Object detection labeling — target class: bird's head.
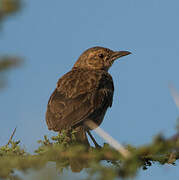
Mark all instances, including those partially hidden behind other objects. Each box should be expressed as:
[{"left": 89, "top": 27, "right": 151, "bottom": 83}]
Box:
[{"left": 73, "top": 46, "right": 131, "bottom": 71}]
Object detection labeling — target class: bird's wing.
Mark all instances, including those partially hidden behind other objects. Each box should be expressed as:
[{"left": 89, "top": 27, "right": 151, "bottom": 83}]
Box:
[{"left": 46, "top": 70, "right": 114, "bottom": 131}]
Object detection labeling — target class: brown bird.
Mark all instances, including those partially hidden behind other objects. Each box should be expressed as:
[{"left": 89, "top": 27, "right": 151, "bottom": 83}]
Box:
[{"left": 46, "top": 46, "right": 131, "bottom": 146}]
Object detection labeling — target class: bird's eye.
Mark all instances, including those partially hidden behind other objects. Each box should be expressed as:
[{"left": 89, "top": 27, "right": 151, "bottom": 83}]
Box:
[{"left": 98, "top": 53, "right": 104, "bottom": 58}]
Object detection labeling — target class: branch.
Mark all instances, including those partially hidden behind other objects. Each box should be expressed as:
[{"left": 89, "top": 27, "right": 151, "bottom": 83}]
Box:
[{"left": 85, "top": 120, "right": 130, "bottom": 158}]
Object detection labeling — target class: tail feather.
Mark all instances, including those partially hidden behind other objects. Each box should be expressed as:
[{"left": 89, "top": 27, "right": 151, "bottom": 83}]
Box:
[
  {"left": 69, "top": 126, "right": 90, "bottom": 172},
  {"left": 73, "top": 126, "right": 89, "bottom": 146}
]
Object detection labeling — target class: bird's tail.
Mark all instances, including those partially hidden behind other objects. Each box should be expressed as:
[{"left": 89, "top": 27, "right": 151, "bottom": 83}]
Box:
[
  {"left": 73, "top": 126, "right": 89, "bottom": 146},
  {"left": 69, "top": 126, "right": 89, "bottom": 172}
]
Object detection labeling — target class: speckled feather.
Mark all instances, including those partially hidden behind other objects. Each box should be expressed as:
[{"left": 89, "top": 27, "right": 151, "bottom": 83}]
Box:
[
  {"left": 45, "top": 46, "right": 131, "bottom": 145},
  {"left": 46, "top": 69, "right": 114, "bottom": 131}
]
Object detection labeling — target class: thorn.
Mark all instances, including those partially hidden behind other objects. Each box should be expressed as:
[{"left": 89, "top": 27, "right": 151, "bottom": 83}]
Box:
[{"left": 7, "top": 127, "right": 17, "bottom": 146}]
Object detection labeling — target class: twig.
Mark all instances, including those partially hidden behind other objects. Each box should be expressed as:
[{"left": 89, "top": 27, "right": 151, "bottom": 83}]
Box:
[
  {"left": 7, "top": 127, "right": 17, "bottom": 145},
  {"left": 84, "top": 120, "right": 130, "bottom": 158}
]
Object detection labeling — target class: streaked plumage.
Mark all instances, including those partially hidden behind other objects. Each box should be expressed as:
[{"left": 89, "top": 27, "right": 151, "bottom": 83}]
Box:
[{"left": 46, "top": 47, "right": 131, "bottom": 145}]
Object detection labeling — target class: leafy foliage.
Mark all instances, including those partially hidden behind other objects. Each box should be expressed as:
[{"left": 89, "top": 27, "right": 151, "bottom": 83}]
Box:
[
  {"left": 0, "top": 0, "right": 22, "bottom": 88},
  {"left": 0, "top": 130, "right": 179, "bottom": 180},
  {"left": 0, "top": 57, "right": 21, "bottom": 72},
  {"left": 0, "top": 57, "right": 22, "bottom": 88},
  {"left": 0, "top": 0, "right": 21, "bottom": 23}
]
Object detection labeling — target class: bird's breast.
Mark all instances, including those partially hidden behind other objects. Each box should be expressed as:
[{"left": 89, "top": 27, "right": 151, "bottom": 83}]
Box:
[{"left": 56, "top": 69, "right": 113, "bottom": 98}]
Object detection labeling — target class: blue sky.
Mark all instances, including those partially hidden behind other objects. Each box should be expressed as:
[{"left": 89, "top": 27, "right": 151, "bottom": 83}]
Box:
[{"left": 0, "top": 0, "right": 179, "bottom": 179}]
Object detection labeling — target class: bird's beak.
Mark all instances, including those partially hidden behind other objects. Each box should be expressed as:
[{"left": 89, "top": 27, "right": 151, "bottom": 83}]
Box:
[{"left": 110, "top": 51, "right": 131, "bottom": 61}]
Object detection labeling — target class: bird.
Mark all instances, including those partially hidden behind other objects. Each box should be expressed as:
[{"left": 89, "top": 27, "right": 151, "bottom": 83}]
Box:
[{"left": 46, "top": 46, "right": 131, "bottom": 146}]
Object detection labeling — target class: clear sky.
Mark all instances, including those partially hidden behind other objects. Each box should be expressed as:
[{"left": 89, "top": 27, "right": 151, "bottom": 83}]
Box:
[{"left": 0, "top": 0, "right": 179, "bottom": 179}]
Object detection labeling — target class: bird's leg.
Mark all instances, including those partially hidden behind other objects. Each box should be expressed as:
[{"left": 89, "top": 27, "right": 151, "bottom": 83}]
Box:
[{"left": 86, "top": 130, "right": 101, "bottom": 149}]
